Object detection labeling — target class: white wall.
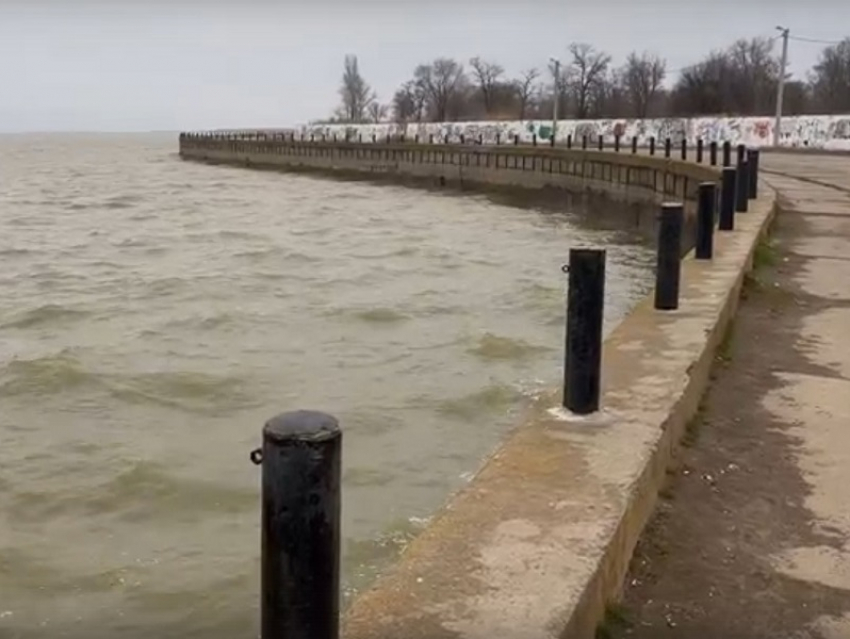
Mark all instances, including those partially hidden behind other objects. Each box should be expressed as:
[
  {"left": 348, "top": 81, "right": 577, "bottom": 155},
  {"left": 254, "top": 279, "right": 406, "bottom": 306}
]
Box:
[{"left": 300, "top": 115, "right": 850, "bottom": 150}]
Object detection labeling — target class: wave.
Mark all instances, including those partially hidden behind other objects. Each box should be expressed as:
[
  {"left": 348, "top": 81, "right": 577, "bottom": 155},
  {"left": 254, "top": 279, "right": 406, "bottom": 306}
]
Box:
[
  {"left": 105, "top": 369, "right": 258, "bottom": 414},
  {"left": 7, "top": 459, "right": 257, "bottom": 525},
  {"left": 436, "top": 383, "right": 523, "bottom": 420},
  {"left": 352, "top": 307, "right": 410, "bottom": 324},
  {"left": 0, "top": 303, "right": 89, "bottom": 330},
  {"left": 104, "top": 195, "right": 143, "bottom": 210},
  {"left": 0, "top": 350, "right": 96, "bottom": 396},
  {"left": 0, "top": 351, "right": 257, "bottom": 413},
  {"left": 467, "top": 332, "right": 551, "bottom": 361}
]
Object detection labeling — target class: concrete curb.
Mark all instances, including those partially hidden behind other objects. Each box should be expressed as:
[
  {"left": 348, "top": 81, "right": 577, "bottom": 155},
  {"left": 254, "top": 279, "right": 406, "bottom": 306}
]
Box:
[{"left": 342, "top": 191, "right": 776, "bottom": 638}]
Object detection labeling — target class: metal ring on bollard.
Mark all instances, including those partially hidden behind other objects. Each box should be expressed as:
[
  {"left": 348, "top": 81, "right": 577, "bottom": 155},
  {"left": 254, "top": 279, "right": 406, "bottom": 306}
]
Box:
[{"left": 250, "top": 448, "right": 263, "bottom": 465}]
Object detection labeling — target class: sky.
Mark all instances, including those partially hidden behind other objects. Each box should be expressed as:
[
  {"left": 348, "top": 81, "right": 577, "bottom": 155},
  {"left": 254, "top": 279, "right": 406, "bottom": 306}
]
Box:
[{"left": 2, "top": 0, "right": 848, "bottom": 133}]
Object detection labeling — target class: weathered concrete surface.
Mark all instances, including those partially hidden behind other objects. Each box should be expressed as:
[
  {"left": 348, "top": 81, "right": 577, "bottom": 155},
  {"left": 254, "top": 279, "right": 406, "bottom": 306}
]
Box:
[
  {"left": 339, "top": 187, "right": 776, "bottom": 634},
  {"left": 762, "top": 157, "right": 850, "bottom": 636},
  {"left": 606, "top": 153, "right": 850, "bottom": 638}
]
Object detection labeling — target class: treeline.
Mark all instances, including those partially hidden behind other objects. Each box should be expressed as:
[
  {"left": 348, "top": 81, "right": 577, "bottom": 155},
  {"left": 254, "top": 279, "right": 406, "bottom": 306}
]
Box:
[{"left": 330, "top": 36, "right": 850, "bottom": 124}]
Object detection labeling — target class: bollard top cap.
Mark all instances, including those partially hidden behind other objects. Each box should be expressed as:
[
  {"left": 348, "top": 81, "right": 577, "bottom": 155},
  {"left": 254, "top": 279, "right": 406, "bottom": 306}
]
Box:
[{"left": 264, "top": 410, "right": 340, "bottom": 442}]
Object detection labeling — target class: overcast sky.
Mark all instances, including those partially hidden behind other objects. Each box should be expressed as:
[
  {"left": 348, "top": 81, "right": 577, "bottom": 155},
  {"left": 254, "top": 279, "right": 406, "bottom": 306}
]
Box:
[{"left": 2, "top": 0, "right": 848, "bottom": 133}]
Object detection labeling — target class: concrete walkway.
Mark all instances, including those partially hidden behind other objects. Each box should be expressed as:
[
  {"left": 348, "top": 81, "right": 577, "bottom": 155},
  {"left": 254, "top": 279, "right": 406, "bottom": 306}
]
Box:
[{"left": 611, "top": 154, "right": 850, "bottom": 638}]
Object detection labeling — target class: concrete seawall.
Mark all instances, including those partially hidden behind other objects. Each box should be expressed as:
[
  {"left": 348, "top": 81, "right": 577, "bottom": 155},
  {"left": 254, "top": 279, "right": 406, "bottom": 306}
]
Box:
[
  {"left": 178, "top": 133, "right": 775, "bottom": 638},
  {"left": 178, "top": 136, "right": 718, "bottom": 215}
]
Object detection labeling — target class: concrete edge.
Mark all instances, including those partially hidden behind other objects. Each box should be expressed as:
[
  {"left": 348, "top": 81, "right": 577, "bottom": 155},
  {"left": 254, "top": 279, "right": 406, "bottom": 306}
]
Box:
[
  {"left": 341, "top": 188, "right": 776, "bottom": 638},
  {"left": 562, "top": 190, "right": 778, "bottom": 638}
]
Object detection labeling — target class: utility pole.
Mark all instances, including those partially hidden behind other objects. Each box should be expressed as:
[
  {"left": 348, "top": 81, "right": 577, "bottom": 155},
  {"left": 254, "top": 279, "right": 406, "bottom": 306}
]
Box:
[
  {"left": 550, "top": 57, "right": 561, "bottom": 145},
  {"left": 774, "top": 26, "right": 790, "bottom": 147}
]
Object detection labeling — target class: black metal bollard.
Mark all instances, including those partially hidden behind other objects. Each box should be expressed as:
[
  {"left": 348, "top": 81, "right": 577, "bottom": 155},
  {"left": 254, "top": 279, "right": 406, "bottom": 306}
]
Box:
[
  {"left": 747, "top": 149, "right": 760, "bottom": 199},
  {"left": 696, "top": 139, "right": 704, "bottom": 163},
  {"left": 429, "top": 134, "right": 434, "bottom": 144},
  {"left": 722, "top": 141, "right": 731, "bottom": 167},
  {"left": 445, "top": 134, "right": 450, "bottom": 144},
  {"left": 496, "top": 133, "right": 501, "bottom": 145},
  {"left": 550, "top": 132, "right": 556, "bottom": 147},
  {"left": 532, "top": 134, "right": 537, "bottom": 146},
  {"left": 709, "top": 141, "right": 717, "bottom": 166},
  {"left": 615, "top": 135, "right": 621, "bottom": 152},
  {"left": 681, "top": 138, "right": 687, "bottom": 160},
  {"left": 563, "top": 248, "right": 605, "bottom": 415},
  {"left": 664, "top": 137, "right": 671, "bottom": 158},
  {"left": 478, "top": 134, "right": 483, "bottom": 145},
  {"left": 735, "top": 159, "right": 750, "bottom": 213},
  {"left": 582, "top": 135, "right": 588, "bottom": 150},
  {"left": 719, "top": 167, "right": 736, "bottom": 231},
  {"left": 414, "top": 134, "right": 419, "bottom": 144},
  {"left": 650, "top": 137, "right": 656, "bottom": 155},
  {"left": 372, "top": 133, "right": 376, "bottom": 143},
  {"left": 736, "top": 144, "right": 746, "bottom": 167},
  {"left": 460, "top": 134, "right": 465, "bottom": 144},
  {"left": 695, "top": 182, "right": 716, "bottom": 260},
  {"left": 597, "top": 135, "right": 604, "bottom": 151},
  {"left": 514, "top": 134, "right": 520, "bottom": 145},
  {"left": 257, "top": 410, "right": 341, "bottom": 639},
  {"left": 567, "top": 134, "right": 572, "bottom": 149},
  {"left": 632, "top": 136, "right": 638, "bottom": 154},
  {"left": 654, "top": 203, "right": 684, "bottom": 311}
]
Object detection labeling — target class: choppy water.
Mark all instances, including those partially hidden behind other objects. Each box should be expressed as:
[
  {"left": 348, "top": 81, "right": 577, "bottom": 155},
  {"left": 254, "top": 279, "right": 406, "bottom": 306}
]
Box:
[{"left": 0, "top": 133, "right": 655, "bottom": 638}]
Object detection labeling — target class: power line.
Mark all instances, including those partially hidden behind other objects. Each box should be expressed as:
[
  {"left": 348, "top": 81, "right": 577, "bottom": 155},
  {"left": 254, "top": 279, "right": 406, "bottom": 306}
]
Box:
[{"left": 789, "top": 35, "right": 846, "bottom": 45}]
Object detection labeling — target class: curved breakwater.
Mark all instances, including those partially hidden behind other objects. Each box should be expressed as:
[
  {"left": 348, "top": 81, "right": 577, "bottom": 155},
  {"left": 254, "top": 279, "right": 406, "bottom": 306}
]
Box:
[{"left": 0, "top": 132, "right": 655, "bottom": 638}]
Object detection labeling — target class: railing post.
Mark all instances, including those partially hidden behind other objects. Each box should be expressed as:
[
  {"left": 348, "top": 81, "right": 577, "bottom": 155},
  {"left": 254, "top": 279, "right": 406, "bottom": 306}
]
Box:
[
  {"left": 664, "top": 137, "right": 671, "bottom": 158},
  {"left": 649, "top": 137, "right": 656, "bottom": 156},
  {"left": 496, "top": 133, "right": 501, "bottom": 145},
  {"left": 567, "top": 134, "right": 572, "bottom": 149},
  {"left": 429, "top": 133, "right": 434, "bottom": 144},
  {"left": 479, "top": 134, "right": 484, "bottom": 145},
  {"left": 654, "top": 203, "right": 684, "bottom": 311},
  {"left": 696, "top": 182, "right": 716, "bottom": 260},
  {"left": 563, "top": 248, "right": 605, "bottom": 415},
  {"left": 735, "top": 158, "right": 750, "bottom": 213},
  {"left": 747, "top": 149, "right": 760, "bottom": 199},
  {"left": 631, "top": 136, "right": 638, "bottom": 154},
  {"left": 615, "top": 134, "right": 621, "bottom": 152},
  {"left": 696, "top": 138, "right": 704, "bottom": 163},
  {"left": 582, "top": 135, "right": 588, "bottom": 150},
  {"left": 722, "top": 141, "right": 732, "bottom": 167},
  {"left": 709, "top": 141, "right": 717, "bottom": 166},
  {"left": 257, "top": 410, "right": 341, "bottom": 639},
  {"left": 597, "top": 135, "right": 604, "bottom": 151},
  {"left": 514, "top": 134, "right": 520, "bottom": 145},
  {"left": 550, "top": 131, "right": 556, "bottom": 147},
  {"left": 532, "top": 133, "right": 537, "bottom": 146},
  {"left": 681, "top": 138, "right": 687, "bottom": 160},
  {"left": 445, "top": 134, "right": 450, "bottom": 144},
  {"left": 719, "top": 167, "right": 736, "bottom": 231}
]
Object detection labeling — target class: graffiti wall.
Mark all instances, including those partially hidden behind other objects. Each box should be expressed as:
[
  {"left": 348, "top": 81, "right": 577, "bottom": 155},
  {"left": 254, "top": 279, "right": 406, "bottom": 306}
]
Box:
[{"left": 299, "top": 115, "right": 850, "bottom": 150}]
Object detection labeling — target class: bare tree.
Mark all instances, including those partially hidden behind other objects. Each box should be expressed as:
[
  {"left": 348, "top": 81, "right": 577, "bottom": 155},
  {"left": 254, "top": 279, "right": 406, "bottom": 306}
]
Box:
[
  {"left": 469, "top": 56, "right": 505, "bottom": 117},
  {"left": 414, "top": 58, "right": 467, "bottom": 121},
  {"left": 392, "top": 80, "right": 427, "bottom": 123},
  {"left": 726, "top": 37, "right": 779, "bottom": 114},
  {"left": 671, "top": 51, "right": 732, "bottom": 115},
  {"left": 513, "top": 68, "right": 540, "bottom": 120},
  {"left": 567, "top": 43, "right": 612, "bottom": 119},
  {"left": 621, "top": 51, "right": 666, "bottom": 118},
  {"left": 809, "top": 38, "right": 850, "bottom": 113},
  {"left": 337, "top": 55, "right": 374, "bottom": 122},
  {"left": 367, "top": 100, "right": 388, "bottom": 124}
]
